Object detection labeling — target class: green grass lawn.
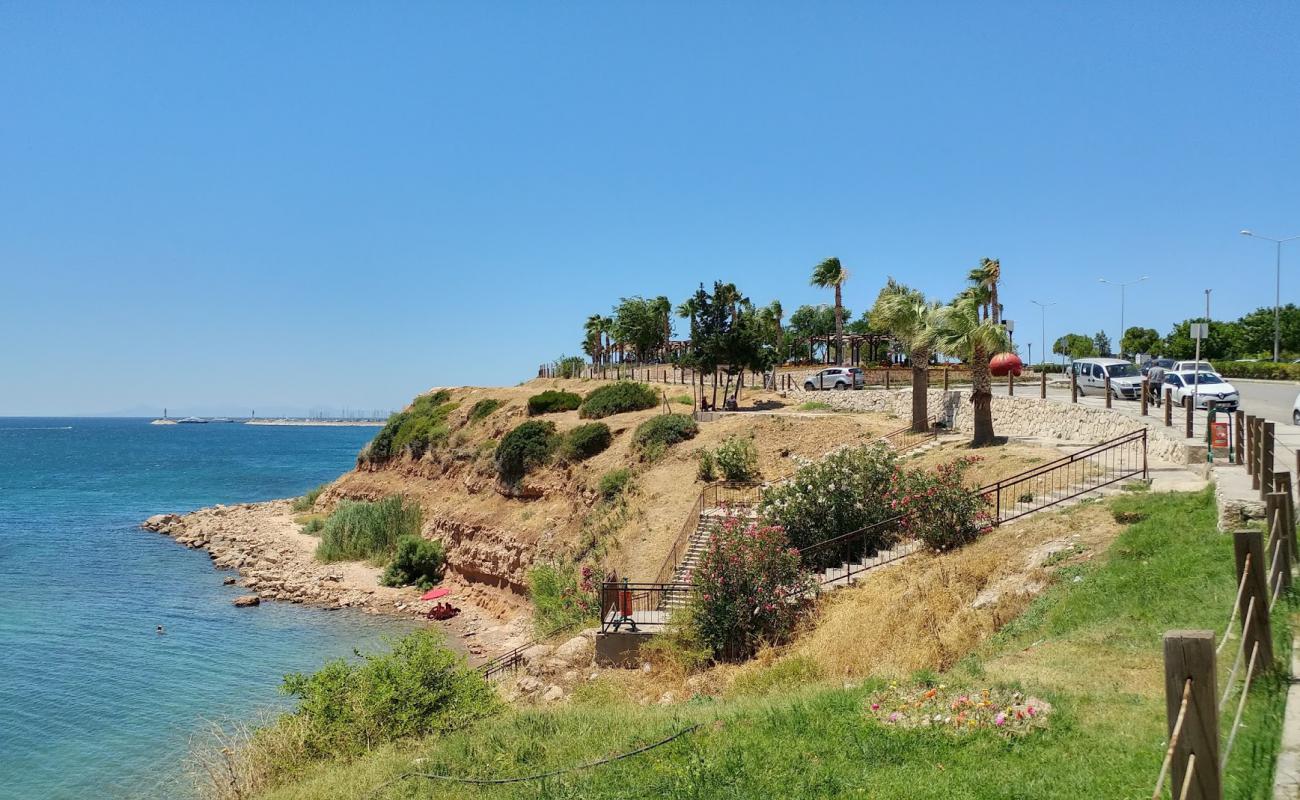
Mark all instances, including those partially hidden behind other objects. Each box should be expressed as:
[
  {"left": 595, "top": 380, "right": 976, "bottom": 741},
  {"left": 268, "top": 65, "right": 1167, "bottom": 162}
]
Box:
[{"left": 255, "top": 488, "right": 1292, "bottom": 800}]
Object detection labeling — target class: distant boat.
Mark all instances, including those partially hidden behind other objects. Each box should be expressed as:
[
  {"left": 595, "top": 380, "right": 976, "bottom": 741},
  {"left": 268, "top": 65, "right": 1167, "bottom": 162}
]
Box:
[{"left": 177, "top": 417, "right": 208, "bottom": 424}]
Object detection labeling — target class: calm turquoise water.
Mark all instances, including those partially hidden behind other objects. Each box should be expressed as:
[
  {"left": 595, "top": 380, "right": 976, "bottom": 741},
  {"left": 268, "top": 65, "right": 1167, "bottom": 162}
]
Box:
[{"left": 0, "top": 418, "right": 414, "bottom": 799}]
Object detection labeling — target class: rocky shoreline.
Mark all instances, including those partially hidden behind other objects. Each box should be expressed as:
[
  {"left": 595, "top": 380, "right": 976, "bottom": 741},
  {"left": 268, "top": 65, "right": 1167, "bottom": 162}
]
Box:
[{"left": 141, "top": 500, "right": 530, "bottom": 661}]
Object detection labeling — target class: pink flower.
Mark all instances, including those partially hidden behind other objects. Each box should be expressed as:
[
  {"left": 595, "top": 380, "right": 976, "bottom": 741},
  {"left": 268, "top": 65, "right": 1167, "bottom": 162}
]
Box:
[
  {"left": 887, "top": 712, "right": 900, "bottom": 723},
  {"left": 994, "top": 712, "right": 1006, "bottom": 726},
  {"left": 870, "top": 703, "right": 880, "bottom": 711}
]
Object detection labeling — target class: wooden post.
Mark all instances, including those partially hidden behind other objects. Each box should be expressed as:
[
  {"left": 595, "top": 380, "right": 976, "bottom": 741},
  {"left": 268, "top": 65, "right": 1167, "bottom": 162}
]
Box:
[
  {"left": 1268, "top": 489, "right": 1293, "bottom": 591},
  {"left": 1262, "top": 422, "right": 1276, "bottom": 501},
  {"left": 1234, "top": 529, "right": 1275, "bottom": 671},
  {"left": 1165, "top": 389, "right": 1173, "bottom": 426},
  {"left": 943, "top": 366, "right": 950, "bottom": 391},
  {"left": 1235, "top": 410, "right": 1244, "bottom": 466},
  {"left": 1071, "top": 372, "right": 1078, "bottom": 403},
  {"left": 1008, "top": 371, "right": 1014, "bottom": 396},
  {"left": 1247, "top": 415, "right": 1258, "bottom": 482},
  {"left": 1040, "top": 370, "right": 1047, "bottom": 399},
  {"left": 1104, "top": 375, "right": 1112, "bottom": 408},
  {"left": 1162, "top": 630, "right": 1223, "bottom": 800},
  {"left": 1279, "top": 472, "right": 1300, "bottom": 578},
  {"left": 885, "top": 368, "right": 891, "bottom": 389},
  {"left": 1141, "top": 377, "right": 1149, "bottom": 416},
  {"left": 1185, "top": 395, "right": 1194, "bottom": 439}
]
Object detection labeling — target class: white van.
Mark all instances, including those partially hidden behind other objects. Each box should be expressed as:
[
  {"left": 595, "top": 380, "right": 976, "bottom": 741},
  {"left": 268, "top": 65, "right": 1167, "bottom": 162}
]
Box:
[{"left": 1069, "top": 358, "right": 1144, "bottom": 400}]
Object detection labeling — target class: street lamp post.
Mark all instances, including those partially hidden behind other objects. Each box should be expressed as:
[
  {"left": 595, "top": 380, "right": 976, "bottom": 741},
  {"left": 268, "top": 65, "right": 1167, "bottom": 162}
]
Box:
[
  {"left": 1098, "top": 276, "right": 1149, "bottom": 357},
  {"left": 1031, "top": 300, "right": 1056, "bottom": 367},
  {"left": 1240, "top": 230, "right": 1300, "bottom": 362}
]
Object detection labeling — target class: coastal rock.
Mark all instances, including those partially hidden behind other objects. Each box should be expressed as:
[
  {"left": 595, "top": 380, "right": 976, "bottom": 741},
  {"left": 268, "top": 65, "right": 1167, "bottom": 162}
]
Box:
[
  {"left": 233, "top": 595, "right": 261, "bottom": 607},
  {"left": 516, "top": 675, "right": 543, "bottom": 694},
  {"left": 142, "top": 513, "right": 180, "bottom": 532},
  {"left": 552, "top": 634, "right": 592, "bottom": 663},
  {"left": 222, "top": 577, "right": 236, "bottom": 585},
  {"left": 542, "top": 685, "right": 564, "bottom": 702}
]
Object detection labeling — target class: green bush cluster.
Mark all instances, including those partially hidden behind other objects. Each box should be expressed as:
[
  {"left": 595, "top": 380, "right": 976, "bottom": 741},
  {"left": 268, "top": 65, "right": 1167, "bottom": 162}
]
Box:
[
  {"left": 632, "top": 413, "right": 698, "bottom": 460},
  {"left": 364, "top": 391, "right": 458, "bottom": 462},
  {"left": 559, "top": 422, "right": 613, "bottom": 462},
  {"left": 527, "top": 562, "right": 600, "bottom": 634},
  {"left": 315, "top": 496, "right": 423, "bottom": 564},
  {"left": 697, "top": 449, "right": 717, "bottom": 481},
  {"left": 597, "top": 468, "right": 634, "bottom": 500},
  {"left": 379, "top": 535, "right": 445, "bottom": 589},
  {"left": 712, "top": 436, "right": 759, "bottom": 481},
  {"left": 269, "top": 630, "right": 498, "bottom": 770},
  {"left": 301, "top": 516, "right": 325, "bottom": 534},
  {"left": 1212, "top": 360, "right": 1300, "bottom": 380},
  {"left": 527, "top": 390, "right": 582, "bottom": 416},
  {"left": 468, "top": 398, "right": 502, "bottom": 423},
  {"left": 579, "top": 381, "right": 659, "bottom": 419},
  {"left": 291, "top": 484, "right": 327, "bottom": 513},
  {"left": 495, "top": 420, "right": 559, "bottom": 483}
]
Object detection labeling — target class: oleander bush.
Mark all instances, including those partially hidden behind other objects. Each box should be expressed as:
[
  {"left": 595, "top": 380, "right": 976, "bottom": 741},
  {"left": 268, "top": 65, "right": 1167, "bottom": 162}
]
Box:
[
  {"left": 527, "top": 390, "right": 582, "bottom": 416},
  {"left": 495, "top": 420, "right": 559, "bottom": 483},
  {"left": 291, "top": 484, "right": 327, "bottom": 513},
  {"left": 713, "top": 436, "right": 760, "bottom": 482},
  {"left": 632, "top": 413, "right": 698, "bottom": 460},
  {"left": 467, "top": 398, "right": 502, "bottom": 423},
  {"left": 579, "top": 381, "right": 658, "bottom": 419},
  {"left": 379, "top": 535, "right": 445, "bottom": 589},
  {"left": 315, "top": 496, "right": 423, "bottom": 564},
  {"left": 558, "top": 422, "right": 613, "bottom": 462},
  {"left": 362, "top": 391, "right": 457, "bottom": 462},
  {"left": 894, "top": 456, "right": 991, "bottom": 551}
]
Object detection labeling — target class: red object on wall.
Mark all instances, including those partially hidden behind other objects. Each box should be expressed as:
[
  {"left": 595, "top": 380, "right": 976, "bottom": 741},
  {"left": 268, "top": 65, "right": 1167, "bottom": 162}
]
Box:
[{"left": 989, "top": 353, "right": 1023, "bottom": 377}]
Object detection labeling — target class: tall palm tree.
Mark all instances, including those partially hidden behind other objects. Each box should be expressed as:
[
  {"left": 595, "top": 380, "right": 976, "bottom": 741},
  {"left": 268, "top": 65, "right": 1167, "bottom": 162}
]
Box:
[
  {"left": 870, "top": 280, "right": 940, "bottom": 432},
  {"left": 652, "top": 295, "right": 673, "bottom": 361},
  {"left": 933, "top": 290, "right": 1011, "bottom": 447},
  {"left": 676, "top": 297, "right": 701, "bottom": 342},
  {"left": 599, "top": 315, "right": 614, "bottom": 366},
  {"left": 583, "top": 314, "right": 605, "bottom": 364},
  {"left": 811, "top": 257, "right": 849, "bottom": 365},
  {"left": 966, "top": 258, "right": 1002, "bottom": 323}
]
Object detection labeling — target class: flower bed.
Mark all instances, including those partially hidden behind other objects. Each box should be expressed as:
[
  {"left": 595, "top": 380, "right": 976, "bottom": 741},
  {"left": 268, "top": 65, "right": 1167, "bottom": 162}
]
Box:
[{"left": 866, "top": 685, "right": 1051, "bottom": 735}]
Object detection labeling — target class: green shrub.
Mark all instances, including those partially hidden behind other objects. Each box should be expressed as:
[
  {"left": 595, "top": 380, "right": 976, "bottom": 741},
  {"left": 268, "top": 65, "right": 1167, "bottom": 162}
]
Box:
[
  {"left": 468, "top": 398, "right": 502, "bottom": 423},
  {"left": 363, "top": 391, "right": 457, "bottom": 462},
  {"left": 379, "top": 535, "right": 445, "bottom": 589},
  {"left": 315, "top": 496, "right": 423, "bottom": 564},
  {"left": 894, "top": 457, "right": 991, "bottom": 551},
  {"left": 559, "top": 422, "right": 613, "bottom": 462},
  {"left": 714, "top": 436, "right": 759, "bottom": 481},
  {"left": 690, "top": 518, "right": 814, "bottom": 660},
  {"left": 598, "top": 468, "right": 633, "bottom": 500},
  {"left": 291, "top": 484, "right": 327, "bottom": 513},
  {"left": 527, "top": 562, "right": 600, "bottom": 634},
  {"left": 579, "top": 381, "right": 658, "bottom": 419},
  {"left": 632, "top": 413, "right": 698, "bottom": 458},
  {"left": 527, "top": 390, "right": 582, "bottom": 416},
  {"left": 697, "top": 449, "right": 717, "bottom": 482},
  {"left": 673, "top": 394, "right": 694, "bottom": 406},
  {"left": 268, "top": 630, "right": 498, "bottom": 770},
  {"left": 1213, "top": 360, "right": 1300, "bottom": 380},
  {"left": 495, "top": 420, "right": 559, "bottom": 483},
  {"left": 300, "top": 515, "right": 325, "bottom": 534}
]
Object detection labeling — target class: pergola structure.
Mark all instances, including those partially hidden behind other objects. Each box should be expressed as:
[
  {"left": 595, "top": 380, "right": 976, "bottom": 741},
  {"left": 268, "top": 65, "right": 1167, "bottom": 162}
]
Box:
[{"left": 808, "top": 333, "right": 893, "bottom": 365}]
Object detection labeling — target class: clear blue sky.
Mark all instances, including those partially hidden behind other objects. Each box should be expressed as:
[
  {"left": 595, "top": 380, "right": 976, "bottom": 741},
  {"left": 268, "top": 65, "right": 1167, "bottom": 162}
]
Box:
[{"left": 2, "top": 2, "right": 1297, "bottom": 416}]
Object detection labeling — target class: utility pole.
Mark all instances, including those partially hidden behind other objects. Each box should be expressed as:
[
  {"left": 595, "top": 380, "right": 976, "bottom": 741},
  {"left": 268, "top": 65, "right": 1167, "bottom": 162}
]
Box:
[{"left": 1241, "top": 230, "right": 1299, "bottom": 362}]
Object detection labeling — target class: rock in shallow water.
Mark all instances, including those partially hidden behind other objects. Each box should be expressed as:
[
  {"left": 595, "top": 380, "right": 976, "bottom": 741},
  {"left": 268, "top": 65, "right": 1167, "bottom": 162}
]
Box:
[{"left": 232, "top": 595, "right": 261, "bottom": 608}]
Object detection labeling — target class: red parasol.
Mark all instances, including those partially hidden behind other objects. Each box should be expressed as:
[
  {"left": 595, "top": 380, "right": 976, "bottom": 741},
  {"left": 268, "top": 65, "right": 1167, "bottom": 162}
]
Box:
[{"left": 420, "top": 587, "right": 451, "bottom": 601}]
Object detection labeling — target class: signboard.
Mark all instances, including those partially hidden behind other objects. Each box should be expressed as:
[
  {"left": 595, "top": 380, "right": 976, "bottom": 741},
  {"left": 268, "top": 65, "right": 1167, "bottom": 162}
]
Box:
[
  {"left": 1190, "top": 323, "right": 1210, "bottom": 338},
  {"left": 1211, "top": 421, "right": 1229, "bottom": 449}
]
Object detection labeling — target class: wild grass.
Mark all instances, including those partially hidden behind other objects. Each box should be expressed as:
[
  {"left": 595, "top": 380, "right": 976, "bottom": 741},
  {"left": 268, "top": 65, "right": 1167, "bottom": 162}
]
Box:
[
  {"left": 314, "top": 496, "right": 423, "bottom": 564},
  {"left": 527, "top": 562, "right": 598, "bottom": 634},
  {"left": 251, "top": 489, "right": 1292, "bottom": 800},
  {"left": 291, "top": 485, "right": 327, "bottom": 513},
  {"left": 796, "top": 401, "right": 832, "bottom": 412}
]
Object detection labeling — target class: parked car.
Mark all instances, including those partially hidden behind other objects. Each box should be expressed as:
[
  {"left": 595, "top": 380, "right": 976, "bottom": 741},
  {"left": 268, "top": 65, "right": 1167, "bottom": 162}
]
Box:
[
  {"left": 1163, "top": 371, "right": 1240, "bottom": 411},
  {"left": 1069, "top": 358, "right": 1144, "bottom": 399},
  {"left": 1292, "top": 391, "right": 1300, "bottom": 425},
  {"left": 803, "top": 367, "right": 864, "bottom": 391},
  {"left": 1172, "top": 360, "right": 1219, "bottom": 375},
  {"left": 1141, "top": 357, "right": 1175, "bottom": 376}
]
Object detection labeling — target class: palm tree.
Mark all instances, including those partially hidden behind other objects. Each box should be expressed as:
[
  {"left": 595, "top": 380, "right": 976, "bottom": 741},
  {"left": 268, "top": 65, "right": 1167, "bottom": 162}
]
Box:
[
  {"left": 652, "top": 295, "right": 673, "bottom": 361},
  {"left": 811, "top": 257, "right": 849, "bottom": 365},
  {"left": 583, "top": 314, "right": 605, "bottom": 364},
  {"left": 933, "top": 290, "right": 1011, "bottom": 447},
  {"left": 676, "top": 297, "right": 701, "bottom": 342},
  {"left": 966, "top": 258, "right": 1001, "bottom": 323},
  {"left": 870, "top": 280, "right": 940, "bottom": 432}
]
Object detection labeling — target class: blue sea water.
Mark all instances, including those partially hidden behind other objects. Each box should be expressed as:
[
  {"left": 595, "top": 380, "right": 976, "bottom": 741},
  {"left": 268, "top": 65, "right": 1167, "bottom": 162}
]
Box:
[{"left": 0, "top": 418, "right": 414, "bottom": 800}]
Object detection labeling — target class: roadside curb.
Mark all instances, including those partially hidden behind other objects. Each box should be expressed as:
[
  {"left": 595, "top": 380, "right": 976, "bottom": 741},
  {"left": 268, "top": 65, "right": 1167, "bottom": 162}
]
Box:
[{"left": 1226, "top": 378, "right": 1300, "bottom": 387}]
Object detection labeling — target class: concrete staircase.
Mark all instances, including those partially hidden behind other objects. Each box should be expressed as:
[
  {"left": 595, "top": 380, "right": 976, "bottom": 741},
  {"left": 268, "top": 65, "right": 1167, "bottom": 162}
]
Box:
[
  {"left": 661, "top": 506, "right": 759, "bottom": 611},
  {"left": 812, "top": 539, "right": 924, "bottom": 591}
]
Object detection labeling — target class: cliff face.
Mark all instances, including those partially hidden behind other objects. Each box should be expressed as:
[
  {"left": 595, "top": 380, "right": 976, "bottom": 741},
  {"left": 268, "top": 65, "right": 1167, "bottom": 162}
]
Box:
[{"left": 318, "top": 379, "right": 902, "bottom": 607}]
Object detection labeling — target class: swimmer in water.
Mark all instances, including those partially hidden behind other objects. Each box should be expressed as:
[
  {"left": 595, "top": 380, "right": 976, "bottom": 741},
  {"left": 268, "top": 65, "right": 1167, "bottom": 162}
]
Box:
[{"left": 156, "top": 625, "right": 165, "bottom": 635}]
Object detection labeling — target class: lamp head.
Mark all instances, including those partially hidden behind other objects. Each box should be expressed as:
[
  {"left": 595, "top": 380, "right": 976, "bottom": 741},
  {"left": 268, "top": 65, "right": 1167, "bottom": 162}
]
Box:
[{"left": 1241, "top": 230, "right": 1253, "bottom": 237}]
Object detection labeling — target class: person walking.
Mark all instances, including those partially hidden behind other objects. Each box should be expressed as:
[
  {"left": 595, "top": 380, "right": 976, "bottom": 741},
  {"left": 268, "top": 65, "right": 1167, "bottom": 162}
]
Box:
[{"left": 1146, "top": 361, "right": 1166, "bottom": 407}]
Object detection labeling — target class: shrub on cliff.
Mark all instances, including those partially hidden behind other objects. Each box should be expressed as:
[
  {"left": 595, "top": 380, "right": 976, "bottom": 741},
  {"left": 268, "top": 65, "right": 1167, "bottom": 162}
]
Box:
[
  {"left": 597, "top": 468, "right": 633, "bottom": 500},
  {"left": 632, "top": 413, "right": 697, "bottom": 460},
  {"left": 380, "top": 535, "right": 445, "bottom": 589},
  {"left": 364, "top": 391, "right": 458, "bottom": 462},
  {"left": 291, "top": 484, "right": 327, "bottom": 513},
  {"left": 559, "top": 422, "right": 613, "bottom": 462},
  {"left": 468, "top": 398, "right": 502, "bottom": 423},
  {"left": 495, "top": 420, "right": 559, "bottom": 484},
  {"left": 712, "top": 436, "right": 759, "bottom": 481},
  {"left": 579, "top": 381, "right": 658, "bottom": 419},
  {"left": 527, "top": 390, "right": 582, "bottom": 416},
  {"left": 259, "top": 630, "right": 498, "bottom": 775},
  {"left": 315, "top": 496, "right": 423, "bottom": 564}
]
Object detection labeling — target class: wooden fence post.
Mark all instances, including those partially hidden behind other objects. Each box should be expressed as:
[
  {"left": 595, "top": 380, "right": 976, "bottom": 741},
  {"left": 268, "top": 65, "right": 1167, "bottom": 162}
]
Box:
[
  {"left": 1071, "top": 372, "right": 1078, "bottom": 403},
  {"left": 1268, "top": 489, "right": 1293, "bottom": 591},
  {"left": 885, "top": 368, "right": 891, "bottom": 389},
  {"left": 1040, "top": 370, "right": 1047, "bottom": 399},
  {"left": 1246, "top": 415, "right": 1257, "bottom": 483},
  {"left": 1185, "top": 395, "right": 1194, "bottom": 439},
  {"left": 944, "top": 366, "right": 950, "bottom": 392},
  {"left": 1234, "top": 530, "right": 1275, "bottom": 670},
  {"left": 1262, "top": 422, "right": 1275, "bottom": 501},
  {"left": 1104, "top": 376, "right": 1112, "bottom": 408},
  {"left": 1234, "top": 410, "right": 1244, "bottom": 466},
  {"left": 1280, "top": 472, "right": 1300, "bottom": 575},
  {"left": 1165, "top": 389, "right": 1173, "bottom": 426},
  {"left": 1163, "top": 630, "right": 1223, "bottom": 800},
  {"left": 1141, "top": 378, "right": 1149, "bottom": 416},
  {"left": 1008, "top": 371, "right": 1015, "bottom": 396}
]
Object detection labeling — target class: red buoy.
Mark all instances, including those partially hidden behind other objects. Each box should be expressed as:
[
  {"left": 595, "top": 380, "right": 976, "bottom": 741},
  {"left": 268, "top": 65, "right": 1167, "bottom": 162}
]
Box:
[{"left": 989, "top": 353, "right": 1023, "bottom": 377}]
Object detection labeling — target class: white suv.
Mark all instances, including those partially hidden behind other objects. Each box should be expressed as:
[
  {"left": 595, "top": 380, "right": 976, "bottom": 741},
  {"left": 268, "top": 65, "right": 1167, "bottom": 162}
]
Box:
[
  {"left": 804, "top": 367, "right": 864, "bottom": 391},
  {"left": 1163, "top": 371, "right": 1240, "bottom": 411}
]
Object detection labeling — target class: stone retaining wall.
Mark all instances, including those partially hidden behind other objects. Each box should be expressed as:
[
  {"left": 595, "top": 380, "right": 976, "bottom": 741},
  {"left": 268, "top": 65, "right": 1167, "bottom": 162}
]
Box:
[{"left": 789, "top": 388, "right": 1201, "bottom": 465}]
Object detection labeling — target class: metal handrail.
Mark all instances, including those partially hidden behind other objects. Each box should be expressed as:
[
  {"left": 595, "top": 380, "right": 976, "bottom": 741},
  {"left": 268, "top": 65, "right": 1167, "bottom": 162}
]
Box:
[{"left": 478, "top": 619, "right": 586, "bottom": 681}]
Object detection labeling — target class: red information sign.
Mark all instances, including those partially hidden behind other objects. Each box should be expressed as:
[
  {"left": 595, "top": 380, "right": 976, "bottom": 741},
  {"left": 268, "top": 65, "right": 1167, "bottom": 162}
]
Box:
[{"left": 1211, "top": 421, "right": 1229, "bottom": 449}]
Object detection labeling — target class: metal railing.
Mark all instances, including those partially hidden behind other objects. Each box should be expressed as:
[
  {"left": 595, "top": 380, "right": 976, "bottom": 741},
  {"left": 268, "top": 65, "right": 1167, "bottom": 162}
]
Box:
[
  {"left": 976, "top": 428, "right": 1148, "bottom": 525},
  {"left": 652, "top": 492, "right": 706, "bottom": 585},
  {"left": 477, "top": 619, "right": 584, "bottom": 681},
  {"left": 599, "top": 581, "right": 691, "bottom": 633},
  {"left": 878, "top": 415, "right": 940, "bottom": 454},
  {"left": 795, "top": 514, "right": 910, "bottom": 581}
]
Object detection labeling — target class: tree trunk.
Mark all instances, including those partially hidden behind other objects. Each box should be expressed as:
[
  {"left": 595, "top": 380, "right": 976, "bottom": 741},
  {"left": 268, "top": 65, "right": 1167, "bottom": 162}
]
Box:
[
  {"left": 834, "top": 284, "right": 844, "bottom": 365},
  {"left": 970, "top": 347, "right": 996, "bottom": 446},
  {"left": 910, "top": 348, "right": 930, "bottom": 433}
]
